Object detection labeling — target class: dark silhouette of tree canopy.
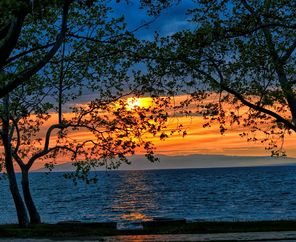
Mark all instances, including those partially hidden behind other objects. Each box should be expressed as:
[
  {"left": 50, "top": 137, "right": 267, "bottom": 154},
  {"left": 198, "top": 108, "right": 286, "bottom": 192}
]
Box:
[
  {"left": 0, "top": 0, "right": 72, "bottom": 96},
  {"left": 0, "top": 0, "right": 176, "bottom": 227},
  {"left": 138, "top": 0, "right": 296, "bottom": 156},
  {"left": 3, "top": 0, "right": 295, "bottom": 228},
  {"left": 0, "top": 0, "right": 146, "bottom": 96},
  {"left": 1, "top": 88, "right": 170, "bottom": 226}
]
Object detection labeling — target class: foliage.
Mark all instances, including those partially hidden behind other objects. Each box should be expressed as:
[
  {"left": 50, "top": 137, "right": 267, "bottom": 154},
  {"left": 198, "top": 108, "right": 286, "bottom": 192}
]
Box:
[
  {"left": 138, "top": 0, "right": 296, "bottom": 156},
  {"left": 5, "top": 96, "right": 171, "bottom": 184},
  {"left": 0, "top": 0, "right": 179, "bottom": 226}
]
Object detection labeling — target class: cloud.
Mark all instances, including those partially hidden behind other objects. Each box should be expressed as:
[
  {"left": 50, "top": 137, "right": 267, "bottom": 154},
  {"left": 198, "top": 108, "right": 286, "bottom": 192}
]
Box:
[
  {"left": 160, "top": 19, "right": 191, "bottom": 36},
  {"left": 24, "top": 94, "right": 296, "bottom": 171}
]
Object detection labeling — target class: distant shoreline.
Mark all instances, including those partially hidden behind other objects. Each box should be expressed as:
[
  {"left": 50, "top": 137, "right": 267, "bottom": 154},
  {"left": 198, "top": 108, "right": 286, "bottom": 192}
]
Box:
[
  {"left": 32, "top": 154, "right": 296, "bottom": 172},
  {"left": 30, "top": 163, "right": 296, "bottom": 173}
]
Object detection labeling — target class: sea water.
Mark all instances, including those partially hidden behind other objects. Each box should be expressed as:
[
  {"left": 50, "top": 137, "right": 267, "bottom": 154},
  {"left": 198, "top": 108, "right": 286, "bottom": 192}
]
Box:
[{"left": 1, "top": 166, "right": 296, "bottom": 228}]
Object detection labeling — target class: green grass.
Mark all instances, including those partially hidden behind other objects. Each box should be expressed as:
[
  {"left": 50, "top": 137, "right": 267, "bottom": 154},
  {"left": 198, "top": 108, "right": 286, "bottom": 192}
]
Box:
[{"left": 1, "top": 220, "right": 296, "bottom": 238}]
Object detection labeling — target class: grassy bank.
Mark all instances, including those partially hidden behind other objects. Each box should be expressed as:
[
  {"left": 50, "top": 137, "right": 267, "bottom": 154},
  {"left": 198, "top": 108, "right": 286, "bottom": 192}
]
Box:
[{"left": 1, "top": 220, "right": 296, "bottom": 238}]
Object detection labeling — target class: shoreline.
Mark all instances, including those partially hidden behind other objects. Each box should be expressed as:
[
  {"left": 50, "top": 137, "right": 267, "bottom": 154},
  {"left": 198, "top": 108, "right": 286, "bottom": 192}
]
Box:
[
  {"left": 3, "top": 232, "right": 296, "bottom": 242},
  {"left": 1, "top": 220, "right": 296, "bottom": 239}
]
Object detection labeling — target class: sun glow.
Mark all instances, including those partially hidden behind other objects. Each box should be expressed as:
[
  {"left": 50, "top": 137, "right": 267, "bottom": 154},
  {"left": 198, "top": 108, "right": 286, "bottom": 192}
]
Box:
[
  {"left": 126, "top": 98, "right": 141, "bottom": 110},
  {"left": 125, "top": 97, "right": 153, "bottom": 110},
  {"left": 24, "top": 94, "right": 296, "bottom": 172}
]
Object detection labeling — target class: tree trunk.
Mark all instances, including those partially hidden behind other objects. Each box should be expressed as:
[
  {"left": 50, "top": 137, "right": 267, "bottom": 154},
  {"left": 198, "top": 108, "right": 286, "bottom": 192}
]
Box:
[
  {"left": 21, "top": 169, "right": 41, "bottom": 224},
  {"left": 2, "top": 96, "right": 29, "bottom": 227}
]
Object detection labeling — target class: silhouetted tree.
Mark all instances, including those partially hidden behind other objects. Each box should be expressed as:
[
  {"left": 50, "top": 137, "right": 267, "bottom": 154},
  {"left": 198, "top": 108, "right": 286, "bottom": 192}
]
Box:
[
  {"left": 138, "top": 0, "right": 296, "bottom": 155},
  {"left": 0, "top": 0, "right": 72, "bottom": 97},
  {"left": 2, "top": 86, "right": 170, "bottom": 226},
  {"left": 0, "top": 0, "right": 173, "bottom": 226}
]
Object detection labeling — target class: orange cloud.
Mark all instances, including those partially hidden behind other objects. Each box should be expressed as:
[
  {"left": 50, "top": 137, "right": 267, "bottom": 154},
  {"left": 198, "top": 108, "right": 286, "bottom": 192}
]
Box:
[{"left": 8, "top": 95, "right": 296, "bottom": 171}]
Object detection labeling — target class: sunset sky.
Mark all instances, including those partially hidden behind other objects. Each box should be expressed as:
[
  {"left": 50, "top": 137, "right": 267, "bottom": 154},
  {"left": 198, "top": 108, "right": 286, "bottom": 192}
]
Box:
[
  {"left": 21, "top": 2, "right": 296, "bottom": 170},
  {"left": 28, "top": 93, "right": 296, "bottom": 171},
  {"left": 81, "top": 96, "right": 296, "bottom": 157},
  {"left": 109, "top": 2, "right": 296, "bottom": 158}
]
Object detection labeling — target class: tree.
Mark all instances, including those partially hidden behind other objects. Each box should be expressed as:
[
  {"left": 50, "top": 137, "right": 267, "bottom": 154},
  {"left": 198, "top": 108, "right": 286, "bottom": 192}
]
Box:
[
  {"left": 0, "top": 0, "right": 174, "bottom": 227},
  {"left": 0, "top": 0, "right": 72, "bottom": 97},
  {"left": 0, "top": 0, "right": 147, "bottom": 96},
  {"left": 138, "top": 0, "right": 296, "bottom": 155},
  {"left": 2, "top": 85, "right": 170, "bottom": 226}
]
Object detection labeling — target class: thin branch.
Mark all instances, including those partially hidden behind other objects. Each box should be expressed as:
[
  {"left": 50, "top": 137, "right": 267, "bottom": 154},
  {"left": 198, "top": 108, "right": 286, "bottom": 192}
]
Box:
[
  {"left": 26, "top": 123, "right": 63, "bottom": 169},
  {"left": 281, "top": 39, "right": 296, "bottom": 63},
  {"left": 26, "top": 121, "right": 106, "bottom": 169},
  {"left": 0, "top": 0, "right": 72, "bottom": 98},
  {"left": 262, "top": 25, "right": 296, "bottom": 124},
  {"left": 224, "top": 23, "right": 296, "bottom": 39},
  {"left": 27, "top": 145, "right": 76, "bottom": 170},
  {"left": 67, "top": 33, "right": 113, "bottom": 43},
  {"left": 4, "top": 42, "right": 56, "bottom": 65},
  {"left": 72, "top": 139, "right": 99, "bottom": 159},
  {"left": 68, "top": 17, "right": 157, "bottom": 43},
  {"left": 0, "top": 20, "right": 12, "bottom": 39},
  {"left": 58, "top": 39, "right": 66, "bottom": 124},
  {"left": 184, "top": 59, "right": 296, "bottom": 132},
  {"left": 241, "top": 0, "right": 257, "bottom": 16},
  {"left": 0, "top": 12, "right": 26, "bottom": 69},
  {"left": 240, "top": 0, "right": 296, "bottom": 125}
]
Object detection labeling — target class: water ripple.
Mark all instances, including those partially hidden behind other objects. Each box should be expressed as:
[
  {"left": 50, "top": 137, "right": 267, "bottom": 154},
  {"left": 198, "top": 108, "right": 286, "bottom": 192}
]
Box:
[{"left": 1, "top": 166, "right": 296, "bottom": 227}]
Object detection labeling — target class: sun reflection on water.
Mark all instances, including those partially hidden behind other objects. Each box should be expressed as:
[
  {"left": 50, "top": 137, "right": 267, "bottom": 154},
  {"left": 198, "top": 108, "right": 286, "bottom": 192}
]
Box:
[
  {"left": 110, "top": 171, "right": 158, "bottom": 227},
  {"left": 121, "top": 212, "right": 150, "bottom": 221}
]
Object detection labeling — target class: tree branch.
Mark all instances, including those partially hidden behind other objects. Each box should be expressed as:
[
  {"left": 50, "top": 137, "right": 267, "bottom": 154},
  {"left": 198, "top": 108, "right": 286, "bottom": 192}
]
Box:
[
  {"left": 221, "top": 84, "right": 296, "bottom": 132},
  {"left": 281, "top": 39, "right": 296, "bottom": 63},
  {"left": 0, "top": 0, "right": 72, "bottom": 98},
  {"left": 262, "top": 25, "right": 296, "bottom": 124},
  {"left": 4, "top": 42, "right": 56, "bottom": 65},
  {"left": 241, "top": 0, "right": 257, "bottom": 16},
  {"left": 224, "top": 23, "right": 296, "bottom": 39},
  {"left": 240, "top": 0, "right": 296, "bottom": 126},
  {"left": 25, "top": 120, "right": 106, "bottom": 169},
  {"left": 10, "top": 116, "right": 20, "bottom": 154},
  {"left": 26, "top": 123, "right": 64, "bottom": 169},
  {"left": 184, "top": 59, "right": 296, "bottom": 132},
  {"left": 12, "top": 152, "right": 25, "bottom": 170},
  {"left": 27, "top": 145, "right": 76, "bottom": 170},
  {"left": 0, "top": 20, "right": 12, "bottom": 39},
  {"left": 67, "top": 17, "right": 156, "bottom": 43},
  {"left": 0, "top": 12, "right": 27, "bottom": 69}
]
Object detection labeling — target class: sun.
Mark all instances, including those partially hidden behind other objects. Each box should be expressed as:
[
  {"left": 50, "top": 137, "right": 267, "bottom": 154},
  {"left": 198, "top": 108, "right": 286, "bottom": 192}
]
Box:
[
  {"left": 126, "top": 98, "right": 141, "bottom": 110},
  {"left": 124, "top": 97, "right": 153, "bottom": 110}
]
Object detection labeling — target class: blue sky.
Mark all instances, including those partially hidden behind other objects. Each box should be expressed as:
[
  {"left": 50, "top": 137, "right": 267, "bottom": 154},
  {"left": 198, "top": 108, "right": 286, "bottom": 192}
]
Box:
[{"left": 110, "top": 1, "right": 196, "bottom": 39}]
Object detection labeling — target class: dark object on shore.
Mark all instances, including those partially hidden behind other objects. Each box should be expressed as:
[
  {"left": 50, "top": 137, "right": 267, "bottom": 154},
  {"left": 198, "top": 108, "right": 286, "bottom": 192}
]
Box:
[
  {"left": 142, "top": 217, "right": 187, "bottom": 229},
  {"left": 57, "top": 221, "right": 117, "bottom": 229}
]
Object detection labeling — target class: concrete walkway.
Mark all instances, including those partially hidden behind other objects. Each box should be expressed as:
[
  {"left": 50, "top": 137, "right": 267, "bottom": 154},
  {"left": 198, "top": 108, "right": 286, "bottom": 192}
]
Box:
[{"left": 2, "top": 231, "right": 296, "bottom": 241}]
